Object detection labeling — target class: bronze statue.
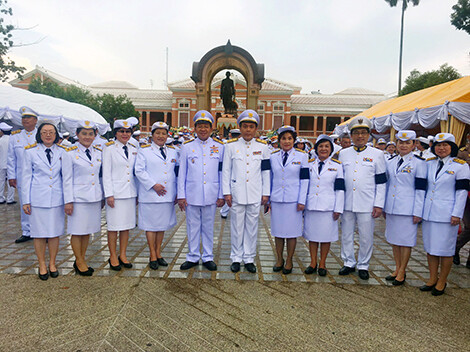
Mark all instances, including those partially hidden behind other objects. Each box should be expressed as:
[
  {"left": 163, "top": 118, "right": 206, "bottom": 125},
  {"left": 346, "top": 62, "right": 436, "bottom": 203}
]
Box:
[{"left": 220, "top": 71, "right": 237, "bottom": 114}]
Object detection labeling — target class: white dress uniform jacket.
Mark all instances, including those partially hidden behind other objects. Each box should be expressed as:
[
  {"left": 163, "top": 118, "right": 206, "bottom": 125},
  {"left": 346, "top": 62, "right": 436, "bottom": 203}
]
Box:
[
  {"left": 7, "top": 128, "right": 37, "bottom": 182},
  {"left": 270, "top": 148, "right": 309, "bottom": 205},
  {"left": 0, "top": 134, "right": 9, "bottom": 170},
  {"left": 92, "top": 135, "right": 107, "bottom": 149},
  {"left": 385, "top": 153, "right": 427, "bottom": 217},
  {"left": 102, "top": 140, "right": 138, "bottom": 199},
  {"left": 178, "top": 137, "right": 224, "bottom": 206},
  {"left": 222, "top": 138, "right": 271, "bottom": 204},
  {"left": 21, "top": 143, "right": 65, "bottom": 207},
  {"left": 423, "top": 157, "right": 470, "bottom": 222},
  {"left": 135, "top": 143, "right": 178, "bottom": 203},
  {"left": 306, "top": 156, "right": 344, "bottom": 213},
  {"left": 62, "top": 144, "right": 103, "bottom": 204},
  {"left": 339, "top": 145, "right": 387, "bottom": 212}
]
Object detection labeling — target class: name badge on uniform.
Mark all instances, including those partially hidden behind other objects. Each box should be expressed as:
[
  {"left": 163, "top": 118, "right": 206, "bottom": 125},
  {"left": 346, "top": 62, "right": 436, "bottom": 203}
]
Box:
[
  {"left": 253, "top": 151, "right": 261, "bottom": 155},
  {"left": 446, "top": 170, "right": 455, "bottom": 175},
  {"left": 210, "top": 146, "right": 219, "bottom": 154},
  {"left": 401, "top": 168, "right": 412, "bottom": 173},
  {"left": 292, "top": 161, "right": 301, "bottom": 165},
  {"left": 328, "top": 168, "right": 337, "bottom": 171},
  {"left": 171, "top": 158, "right": 177, "bottom": 163},
  {"left": 363, "top": 157, "right": 373, "bottom": 162}
]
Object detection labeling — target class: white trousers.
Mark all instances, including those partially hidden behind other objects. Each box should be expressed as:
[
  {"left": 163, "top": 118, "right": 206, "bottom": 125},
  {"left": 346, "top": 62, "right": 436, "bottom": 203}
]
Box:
[
  {"left": 17, "top": 186, "right": 31, "bottom": 236},
  {"left": 0, "top": 168, "right": 14, "bottom": 203},
  {"left": 186, "top": 204, "right": 216, "bottom": 262},
  {"left": 230, "top": 202, "right": 260, "bottom": 264},
  {"left": 220, "top": 203, "right": 230, "bottom": 217},
  {"left": 340, "top": 211, "right": 374, "bottom": 270}
]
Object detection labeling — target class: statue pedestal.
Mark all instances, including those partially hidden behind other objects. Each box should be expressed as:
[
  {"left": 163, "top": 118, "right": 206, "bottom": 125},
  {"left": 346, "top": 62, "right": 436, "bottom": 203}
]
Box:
[{"left": 217, "top": 114, "right": 238, "bottom": 138}]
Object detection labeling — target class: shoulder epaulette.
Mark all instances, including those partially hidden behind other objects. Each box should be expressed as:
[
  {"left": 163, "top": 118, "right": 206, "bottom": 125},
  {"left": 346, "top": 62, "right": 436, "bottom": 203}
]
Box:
[
  {"left": 105, "top": 141, "right": 115, "bottom": 147},
  {"left": 453, "top": 158, "right": 466, "bottom": 165},
  {"left": 66, "top": 145, "right": 78, "bottom": 152},
  {"left": 213, "top": 138, "right": 224, "bottom": 145},
  {"left": 256, "top": 138, "right": 267, "bottom": 145},
  {"left": 331, "top": 158, "right": 341, "bottom": 164},
  {"left": 93, "top": 145, "right": 102, "bottom": 152},
  {"left": 128, "top": 142, "right": 136, "bottom": 148},
  {"left": 414, "top": 154, "right": 425, "bottom": 160},
  {"left": 11, "top": 130, "right": 21, "bottom": 135},
  {"left": 460, "top": 146, "right": 466, "bottom": 151},
  {"left": 271, "top": 149, "right": 281, "bottom": 154},
  {"left": 426, "top": 156, "right": 437, "bottom": 161},
  {"left": 183, "top": 139, "right": 194, "bottom": 145},
  {"left": 227, "top": 138, "right": 238, "bottom": 144},
  {"left": 141, "top": 144, "right": 151, "bottom": 148},
  {"left": 24, "top": 142, "right": 37, "bottom": 150},
  {"left": 100, "top": 136, "right": 107, "bottom": 140},
  {"left": 295, "top": 148, "right": 306, "bottom": 153},
  {"left": 167, "top": 145, "right": 175, "bottom": 149},
  {"left": 56, "top": 143, "right": 67, "bottom": 149},
  {"left": 308, "top": 157, "right": 316, "bottom": 163}
]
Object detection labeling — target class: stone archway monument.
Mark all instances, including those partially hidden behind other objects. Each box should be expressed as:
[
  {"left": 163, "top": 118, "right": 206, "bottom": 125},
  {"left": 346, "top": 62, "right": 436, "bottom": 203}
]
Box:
[{"left": 191, "top": 40, "right": 265, "bottom": 113}]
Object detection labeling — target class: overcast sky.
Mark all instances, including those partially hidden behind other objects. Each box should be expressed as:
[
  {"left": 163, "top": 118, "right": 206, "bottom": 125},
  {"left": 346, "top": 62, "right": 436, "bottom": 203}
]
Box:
[{"left": 7, "top": 0, "right": 470, "bottom": 95}]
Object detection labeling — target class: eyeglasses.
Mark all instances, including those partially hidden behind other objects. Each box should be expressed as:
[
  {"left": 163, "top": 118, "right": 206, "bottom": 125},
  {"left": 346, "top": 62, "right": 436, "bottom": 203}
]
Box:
[{"left": 40, "top": 131, "right": 56, "bottom": 136}]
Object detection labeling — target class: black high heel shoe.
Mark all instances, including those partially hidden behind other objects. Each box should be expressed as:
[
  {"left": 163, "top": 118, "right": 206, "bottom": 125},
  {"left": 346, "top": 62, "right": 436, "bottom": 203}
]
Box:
[
  {"left": 392, "top": 274, "right": 406, "bottom": 286},
  {"left": 273, "top": 259, "right": 284, "bottom": 272},
  {"left": 431, "top": 283, "right": 447, "bottom": 296},
  {"left": 118, "top": 256, "right": 133, "bottom": 269},
  {"left": 38, "top": 269, "right": 49, "bottom": 281},
  {"left": 108, "top": 258, "right": 122, "bottom": 271},
  {"left": 49, "top": 270, "right": 59, "bottom": 278},
  {"left": 73, "top": 261, "right": 93, "bottom": 276}
]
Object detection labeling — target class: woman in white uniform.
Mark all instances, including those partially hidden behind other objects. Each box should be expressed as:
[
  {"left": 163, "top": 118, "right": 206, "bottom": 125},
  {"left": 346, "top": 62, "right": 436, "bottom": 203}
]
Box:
[
  {"left": 420, "top": 133, "right": 470, "bottom": 295},
  {"left": 383, "top": 130, "right": 427, "bottom": 286},
  {"left": 135, "top": 121, "right": 178, "bottom": 270},
  {"left": 22, "top": 121, "right": 66, "bottom": 280},
  {"left": 103, "top": 118, "right": 138, "bottom": 271},
  {"left": 268, "top": 126, "right": 309, "bottom": 275},
  {"left": 304, "top": 134, "right": 344, "bottom": 276},
  {"left": 62, "top": 120, "right": 104, "bottom": 276}
]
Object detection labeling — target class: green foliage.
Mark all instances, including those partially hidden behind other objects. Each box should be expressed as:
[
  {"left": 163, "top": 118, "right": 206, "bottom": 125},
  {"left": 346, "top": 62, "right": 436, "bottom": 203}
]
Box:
[
  {"left": 400, "top": 64, "right": 462, "bottom": 96},
  {"left": 451, "top": 0, "right": 470, "bottom": 35},
  {"left": 28, "top": 76, "right": 139, "bottom": 125},
  {"left": 384, "top": 0, "right": 420, "bottom": 10},
  {"left": 0, "top": 0, "right": 25, "bottom": 81}
]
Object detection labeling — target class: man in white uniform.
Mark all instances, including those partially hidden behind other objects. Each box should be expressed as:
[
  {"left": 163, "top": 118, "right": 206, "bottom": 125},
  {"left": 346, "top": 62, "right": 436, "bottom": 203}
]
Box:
[
  {"left": 178, "top": 110, "right": 225, "bottom": 271},
  {"left": 220, "top": 128, "right": 240, "bottom": 219},
  {"left": 222, "top": 110, "right": 270, "bottom": 273},
  {"left": 0, "top": 123, "right": 15, "bottom": 204},
  {"left": 338, "top": 116, "right": 387, "bottom": 280},
  {"left": 7, "top": 107, "right": 38, "bottom": 243}
]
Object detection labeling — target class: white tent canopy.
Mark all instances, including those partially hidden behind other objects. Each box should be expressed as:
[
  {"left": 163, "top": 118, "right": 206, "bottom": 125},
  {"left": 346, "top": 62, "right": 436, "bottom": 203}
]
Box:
[{"left": 0, "top": 85, "right": 110, "bottom": 135}]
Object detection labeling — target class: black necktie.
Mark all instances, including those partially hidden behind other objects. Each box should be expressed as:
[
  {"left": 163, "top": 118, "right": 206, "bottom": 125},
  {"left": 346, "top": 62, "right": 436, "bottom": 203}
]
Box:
[
  {"left": 396, "top": 157, "right": 404, "bottom": 171},
  {"left": 282, "top": 152, "right": 288, "bottom": 166},
  {"left": 45, "top": 148, "right": 52, "bottom": 164},
  {"left": 123, "top": 145, "right": 128, "bottom": 158},
  {"left": 160, "top": 147, "right": 166, "bottom": 160},
  {"left": 318, "top": 161, "right": 324, "bottom": 174},
  {"left": 85, "top": 148, "right": 91, "bottom": 161},
  {"left": 420, "top": 151, "right": 423, "bottom": 157},
  {"left": 435, "top": 160, "right": 444, "bottom": 177}
]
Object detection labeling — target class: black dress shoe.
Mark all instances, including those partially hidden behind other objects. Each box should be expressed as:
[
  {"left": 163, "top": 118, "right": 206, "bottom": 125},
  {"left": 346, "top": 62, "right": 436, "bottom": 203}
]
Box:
[
  {"left": 385, "top": 274, "right": 396, "bottom": 281},
  {"left": 392, "top": 278, "right": 405, "bottom": 286},
  {"left": 180, "top": 261, "right": 198, "bottom": 270},
  {"left": 73, "top": 262, "right": 93, "bottom": 276},
  {"left": 221, "top": 215, "right": 227, "bottom": 219},
  {"left": 0, "top": 201, "right": 5, "bottom": 204},
  {"left": 358, "top": 270, "right": 369, "bottom": 280},
  {"left": 339, "top": 266, "right": 355, "bottom": 275},
  {"left": 108, "top": 259, "right": 121, "bottom": 271},
  {"left": 7, "top": 201, "right": 16, "bottom": 205},
  {"left": 431, "top": 284, "right": 447, "bottom": 296},
  {"left": 49, "top": 270, "right": 59, "bottom": 278},
  {"left": 282, "top": 265, "right": 293, "bottom": 275},
  {"left": 230, "top": 262, "right": 240, "bottom": 273},
  {"left": 15, "top": 235, "right": 32, "bottom": 243},
  {"left": 453, "top": 253, "right": 461, "bottom": 265},
  {"left": 203, "top": 261, "right": 217, "bottom": 271},
  {"left": 466, "top": 261, "right": 470, "bottom": 269},
  {"left": 244, "top": 263, "right": 257, "bottom": 273},
  {"left": 149, "top": 260, "right": 159, "bottom": 270},
  {"left": 118, "top": 256, "right": 133, "bottom": 269},
  {"left": 157, "top": 258, "right": 168, "bottom": 266},
  {"left": 273, "top": 260, "right": 284, "bottom": 272},
  {"left": 419, "top": 284, "right": 436, "bottom": 292},
  {"left": 38, "top": 270, "right": 49, "bottom": 281},
  {"left": 304, "top": 265, "right": 317, "bottom": 275},
  {"left": 318, "top": 268, "right": 327, "bottom": 277}
]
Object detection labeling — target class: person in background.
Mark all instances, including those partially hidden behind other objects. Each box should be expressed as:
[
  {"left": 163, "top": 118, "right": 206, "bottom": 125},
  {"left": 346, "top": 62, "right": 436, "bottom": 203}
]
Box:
[
  {"left": 135, "top": 121, "right": 178, "bottom": 270},
  {"left": 383, "top": 130, "right": 427, "bottom": 286},
  {"left": 415, "top": 137, "right": 433, "bottom": 159},
  {"left": 0, "top": 123, "right": 15, "bottom": 204},
  {"left": 420, "top": 133, "right": 470, "bottom": 295},
  {"left": 268, "top": 125, "right": 309, "bottom": 275},
  {"left": 384, "top": 141, "right": 396, "bottom": 158},
  {"left": 340, "top": 134, "right": 352, "bottom": 150},
  {"left": 7, "top": 106, "right": 38, "bottom": 243},
  {"left": 376, "top": 138, "right": 387, "bottom": 151},
  {"left": 62, "top": 120, "right": 104, "bottom": 276},
  {"left": 22, "top": 121, "right": 66, "bottom": 280}
]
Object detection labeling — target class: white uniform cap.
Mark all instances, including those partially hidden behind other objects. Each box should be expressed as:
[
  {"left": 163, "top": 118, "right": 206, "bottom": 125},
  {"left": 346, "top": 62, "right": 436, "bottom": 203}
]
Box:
[
  {"left": 114, "top": 117, "right": 138, "bottom": 129},
  {"left": 417, "top": 137, "right": 429, "bottom": 145},
  {"left": 166, "top": 137, "right": 173, "bottom": 144},
  {"left": 386, "top": 141, "right": 396, "bottom": 146},
  {"left": 434, "top": 133, "right": 455, "bottom": 144},
  {"left": 151, "top": 121, "right": 169, "bottom": 132},
  {"left": 19, "top": 106, "right": 38, "bottom": 118},
  {"left": 377, "top": 138, "right": 387, "bottom": 144},
  {"left": 330, "top": 134, "right": 339, "bottom": 139},
  {"left": 229, "top": 128, "right": 240, "bottom": 134},
  {"left": 0, "top": 122, "right": 12, "bottom": 131},
  {"left": 348, "top": 116, "right": 372, "bottom": 131},
  {"left": 193, "top": 110, "right": 214, "bottom": 125},
  {"left": 133, "top": 130, "right": 141, "bottom": 136},
  {"left": 278, "top": 125, "right": 295, "bottom": 134},
  {"left": 427, "top": 135, "right": 434, "bottom": 142},
  {"left": 62, "top": 132, "right": 70, "bottom": 137},
  {"left": 395, "top": 130, "right": 416, "bottom": 141},
  {"left": 77, "top": 120, "right": 97, "bottom": 129},
  {"left": 237, "top": 109, "right": 260, "bottom": 125},
  {"left": 178, "top": 137, "right": 185, "bottom": 143},
  {"left": 315, "top": 134, "right": 333, "bottom": 146}
]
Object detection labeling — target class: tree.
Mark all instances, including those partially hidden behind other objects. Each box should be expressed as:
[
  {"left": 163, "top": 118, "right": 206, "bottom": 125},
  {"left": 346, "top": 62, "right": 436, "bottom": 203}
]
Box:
[
  {"left": 0, "top": 0, "right": 25, "bottom": 81},
  {"left": 400, "top": 63, "right": 461, "bottom": 96},
  {"left": 385, "top": 0, "right": 420, "bottom": 95},
  {"left": 28, "top": 77, "right": 139, "bottom": 125},
  {"left": 451, "top": 0, "right": 470, "bottom": 35}
]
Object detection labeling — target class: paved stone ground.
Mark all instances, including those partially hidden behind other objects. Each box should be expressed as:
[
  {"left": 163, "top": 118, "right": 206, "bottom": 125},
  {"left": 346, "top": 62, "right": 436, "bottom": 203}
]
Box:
[{"left": 0, "top": 197, "right": 470, "bottom": 351}]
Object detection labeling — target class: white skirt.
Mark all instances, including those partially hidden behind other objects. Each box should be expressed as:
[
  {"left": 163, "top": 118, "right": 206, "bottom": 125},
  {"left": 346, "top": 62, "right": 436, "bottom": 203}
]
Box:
[
  {"left": 106, "top": 197, "right": 136, "bottom": 231},
  {"left": 304, "top": 210, "right": 339, "bottom": 243},
  {"left": 270, "top": 202, "right": 303, "bottom": 238},
  {"left": 422, "top": 220, "right": 458, "bottom": 256},
  {"left": 30, "top": 206, "right": 65, "bottom": 238},
  {"left": 67, "top": 201, "right": 102, "bottom": 235},
  {"left": 385, "top": 214, "right": 417, "bottom": 247},
  {"left": 138, "top": 202, "right": 176, "bottom": 232}
]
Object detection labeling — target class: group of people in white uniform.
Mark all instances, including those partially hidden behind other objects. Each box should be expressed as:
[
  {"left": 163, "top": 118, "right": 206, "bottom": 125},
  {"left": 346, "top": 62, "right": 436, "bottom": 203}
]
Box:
[{"left": 4, "top": 106, "right": 469, "bottom": 297}]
